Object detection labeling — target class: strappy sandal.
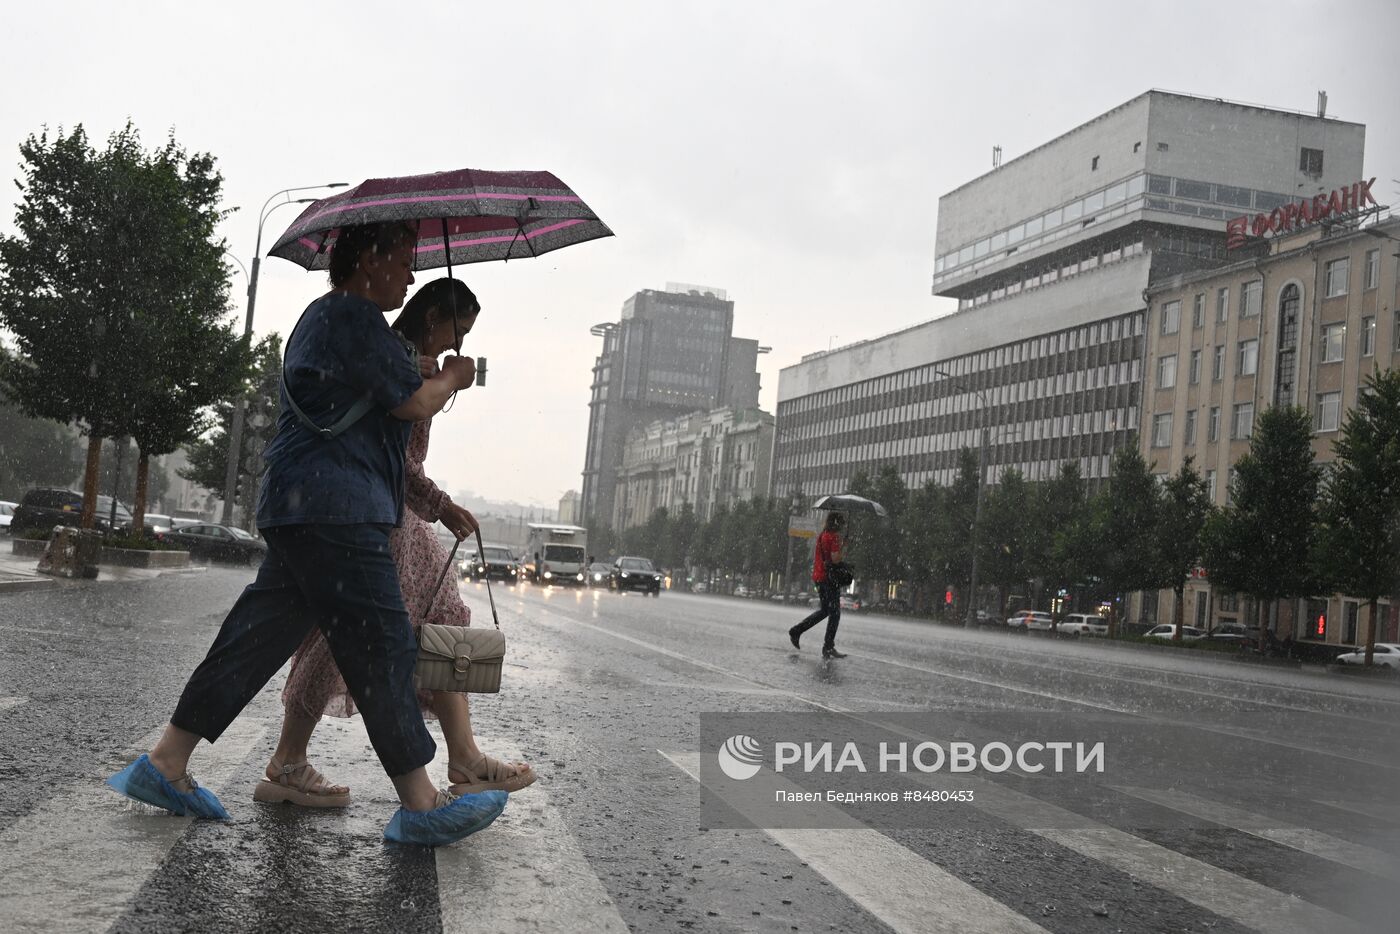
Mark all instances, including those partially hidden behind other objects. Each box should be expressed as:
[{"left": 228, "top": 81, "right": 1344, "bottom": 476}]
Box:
[
  {"left": 448, "top": 752, "right": 537, "bottom": 795},
  {"left": 253, "top": 759, "right": 352, "bottom": 808}
]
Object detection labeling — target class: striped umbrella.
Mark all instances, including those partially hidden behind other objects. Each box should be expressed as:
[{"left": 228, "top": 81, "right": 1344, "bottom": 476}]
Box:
[{"left": 267, "top": 167, "right": 612, "bottom": 271}]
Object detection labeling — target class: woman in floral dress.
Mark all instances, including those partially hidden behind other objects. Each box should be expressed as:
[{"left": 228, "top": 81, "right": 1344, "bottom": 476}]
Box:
[{"left": 256, "top": 278, "right": 535, "bottom": 807}]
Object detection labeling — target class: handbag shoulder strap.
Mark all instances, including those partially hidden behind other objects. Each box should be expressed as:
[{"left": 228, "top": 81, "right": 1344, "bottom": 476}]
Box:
[{"left": 279, "top": 303, "right": 382, "bottom": 442}]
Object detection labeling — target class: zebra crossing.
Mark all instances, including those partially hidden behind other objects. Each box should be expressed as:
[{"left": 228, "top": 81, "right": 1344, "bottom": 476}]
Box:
[{"left": 661, "top": 749, "right": 1393, "bottom": 934}]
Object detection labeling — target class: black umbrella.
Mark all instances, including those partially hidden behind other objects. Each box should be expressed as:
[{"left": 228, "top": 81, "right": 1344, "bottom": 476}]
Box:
[{"left": 811, "top": 493, "right": 888, "bottom": 517}]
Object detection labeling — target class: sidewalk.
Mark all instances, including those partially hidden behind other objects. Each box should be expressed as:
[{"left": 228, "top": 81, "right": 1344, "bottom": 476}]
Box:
[{"left": 0, "top": 543, "right": 205, "bottom": 594}]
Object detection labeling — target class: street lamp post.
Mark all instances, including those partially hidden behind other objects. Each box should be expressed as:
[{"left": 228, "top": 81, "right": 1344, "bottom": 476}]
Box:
[
  {"left": 221, "top": 183, "right": 346, "bottom": 527},
  {"left": 934, "top": 369, "right": 990, "bottom": 629}
]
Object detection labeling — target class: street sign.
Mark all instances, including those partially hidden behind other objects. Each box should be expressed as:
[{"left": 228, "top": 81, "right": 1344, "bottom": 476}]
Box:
[{"left": 787, "top": 516, "right": 819, "bottom": 539}]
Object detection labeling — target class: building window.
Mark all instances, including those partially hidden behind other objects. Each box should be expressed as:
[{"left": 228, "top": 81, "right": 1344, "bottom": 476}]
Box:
[
  {"left": 1299, "top": 147, "right": 1324, "bottom": 177},
  {"left": 1205, "top": 469, "right": 1216, "bottom": 501},
  {"left": 1208, "top": 406, "right": 1220, "bottom": 442},
  {"left": 1237, "top": 338, "right": 1258, "bottom": 377},
  {"left": 1152, "top": 413, "right": 1173, "bottom": 448},
  {"left": 1344, "top": 601, "right": 1359, "bottom": 644},
  {"left": 1157, "top": 354, "right": 1177, "bottom": 389},
  {"left": 1232, "top": 402, "right": 1254, "bottom": 439},
  {"left": 1316, "top": 391, "right": 1342, "bottom": 432},
  {"left": 1306, "top": 598, "right": 1328, "bottom": 639},
  {"left": 1216, "top": 287, "right": 1229, "bottom": 323},
  {"left": 1218, "top": 590, "right": 1238, "bottom": 612},
  {"left": 1091, "top": 155, "right": 1099, "bottom": 171},
  {"left": 1241, "top": 280, "right": 1262, "bottom": 318},
  {"left": 1362, "top": 316, "right": 1375, "bottom": 357},
  {"left": 1321, "top": 323, "right": 1346, "bottom": 363},
  {"left": 1212, "top": 345, "right": 1225, "bottom": 381},
  {"left": 1226, "top": 467, "right": 1236, "bottom": 505},
  {"left": 1184, "top": 410, "right": 1197, "bottom": 446},
  {"left": 1161, "top": 301, "right": 1180, "bottom": 335},
  {"left": 1325, "top": 258, "right": 1350, "bottom": 297},
  {"left": 1192, "top": 294, "right": 1205, "bottom": 329},
  {"left": 1189, "top": 349, "right": 1202, "bottom": 384},
  {"left": 1365, "top": 249, "right": 1380, "bottom": 290}
]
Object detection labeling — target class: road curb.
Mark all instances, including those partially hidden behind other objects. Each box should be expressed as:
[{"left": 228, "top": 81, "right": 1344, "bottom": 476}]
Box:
[{"left": 0, "top": 577, "right": 59, "bottom": 595}]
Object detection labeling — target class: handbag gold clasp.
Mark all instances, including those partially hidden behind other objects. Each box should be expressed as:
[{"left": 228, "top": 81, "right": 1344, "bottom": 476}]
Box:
[{"left": 453, "top": 652, "right": 473, "bottom": 674}]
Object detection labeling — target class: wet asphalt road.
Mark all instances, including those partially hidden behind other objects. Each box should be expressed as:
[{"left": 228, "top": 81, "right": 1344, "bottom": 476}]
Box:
[{"left": 1, "top": 568, "right": 1398, "bottom": 933}]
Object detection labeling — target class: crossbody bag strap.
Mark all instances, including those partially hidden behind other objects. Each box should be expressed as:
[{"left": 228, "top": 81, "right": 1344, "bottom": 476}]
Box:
[{"left": 279, "top": 304, "right": 382, "bottom": 442}]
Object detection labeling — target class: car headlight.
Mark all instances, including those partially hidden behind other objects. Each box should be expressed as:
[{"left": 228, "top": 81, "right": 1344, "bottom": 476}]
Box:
[
  {"left": 621, "top": 571, "right": 629, "bottom": 578},
  {"left": 543, "top": 571, "right": 553, "bottom": 579},
  {"left": 576, "top": 573, "right": 584, "bottom": 581}
]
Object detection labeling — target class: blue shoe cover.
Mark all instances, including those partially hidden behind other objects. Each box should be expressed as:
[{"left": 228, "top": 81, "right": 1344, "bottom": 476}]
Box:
[
  {"left": 384, "top": 790, "right": 508, "bottom": 845},
  {"left": 106, "top": 753, "right": 230, "bottom": 820}
]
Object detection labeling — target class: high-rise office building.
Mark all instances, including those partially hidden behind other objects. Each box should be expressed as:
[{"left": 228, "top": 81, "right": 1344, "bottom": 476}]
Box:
[{"left": 582, "top": 284, "right": 762, "bottom": 526}]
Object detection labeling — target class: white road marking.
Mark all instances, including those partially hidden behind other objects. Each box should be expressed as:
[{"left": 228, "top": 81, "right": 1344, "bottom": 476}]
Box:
[
  {"left": 0, "top": 718, "right": 267, "bottom": 934},
  {"left": 1113, "top": 785, "right": 1400, "bottom": 878},
  {"left": 0, "top": 696, "right": 27, "bottom": 715},
  {"left": 1314, "top": 798, "right": 1400, "bottom": 824},
  {"left": 431, "top": 732, "right": 629, "bottom": 933},
  {"left": 662, "top": 751, "right": 1051, "bottom": 934},
  {"left": 911, "top": 774, "right": 1369, "bottom": 934}
]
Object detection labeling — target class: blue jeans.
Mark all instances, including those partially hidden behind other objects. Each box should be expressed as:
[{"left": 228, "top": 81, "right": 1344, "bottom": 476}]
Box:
[
  {"left": 171, "top": 524, "right": 435, "bottom": 777},
  {"left": 792, "top": 581, "right": 843, "bottom": 651}
]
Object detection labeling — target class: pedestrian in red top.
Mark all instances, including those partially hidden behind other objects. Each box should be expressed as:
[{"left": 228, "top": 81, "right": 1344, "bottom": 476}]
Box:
[{"left": 789, "top": 512, "right": 847, "bottom": 659}]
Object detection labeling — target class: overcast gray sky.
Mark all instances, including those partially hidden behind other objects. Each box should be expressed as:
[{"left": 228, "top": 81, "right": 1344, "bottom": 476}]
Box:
[{"left": 3, "top": 0, "right": 1397, "bottom": 508}]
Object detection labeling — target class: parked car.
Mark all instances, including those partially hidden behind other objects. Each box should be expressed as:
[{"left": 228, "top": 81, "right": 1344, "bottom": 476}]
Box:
[
  {"left": 1334, "top": 643, "right": 1400, "bottom": 670},
  {"left": 465, "top": 545, "right": 518, "bottom": 582},
  {"left": 1006, "top": 610, "right": 1052, "bottom": 629},
  {"left": 10, "top": 488, "right": 132, "bottom": 535},
  {"left": 0, "top": 501, "right": 16, "bottom": 534},
  {"left": 610, "top": 556, "right": 662, "bottom": 595},
  {"left": 1059, "top": 613, "right": 1109, "bottom": 636},
  {"left": 867, "top": 598, "right": 911, "bottom": 615},
  {"left": 156, "top": 523, "right": 267, "bottom": 565},
  {"left": 586, "top": 562, "right": 611, "bottom": 587},
  {"left": 733, "top": 584, "right": 752, "bottom": 597},
  {"left": 839, "top": 593, "right": 863, "bottom": 612},
  {"left": 1144, "top": 624, "right": 1206, "bottom": 641},
  {"left": 125, "top": 513, "right": 176, "bottom": 533},
  {"left": 1206, "top": 622, "right": 1250, "bottom": 642}
]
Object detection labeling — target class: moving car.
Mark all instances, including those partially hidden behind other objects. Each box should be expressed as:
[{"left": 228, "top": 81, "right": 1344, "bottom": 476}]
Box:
[
  {"left": 1006, "top": 610, "right": 1052, "bottom": 629},
  {"left": 1144, "top": 624, "right": 1206, "bottom": 641},
  {"left": 10, "top": 488, "right": 132, "bottom": 535},
  {"left": 1334, "top": 643, "right": 1400, "bottom": 670},
  {"left": 1059, "top": 613, "right": 1109, "bottom": 636},
  {"left": 838, "top": 593, "right": 863, "bottom": 612},
  {"left": 0, "top": 501, "right": 16, "bottom": 534},
  {"left": 156, "top": 523, "right": 268, "bottom": 565},
  {"left": 586, "top": 562, "right": 611, "bottom": 587},
  {"left": 465, "top": 545, "right": 518, "bottom": 582},
  {"left": 610, "top": 556, "right": 662, "bottom": 595},
  {"left": 1206, "top": 622, "right": 1250, "bottom": 642}
]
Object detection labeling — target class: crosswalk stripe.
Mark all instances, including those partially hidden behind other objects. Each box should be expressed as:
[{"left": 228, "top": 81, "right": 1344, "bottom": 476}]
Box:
[
  {"left": 1115, "top": 785, "right": 1400, "bottom": 878},
  {"left": 1316, "top": 798, "right": 1400, "bottom": 824},
  {"left": 661, "top": 751, "right": 1052, "bottom": 934},
  {"left": 0, "top": 696, "right": 27, "bottom": 715},
  {"left": 923, "top": 775, "right": 1369, "bottom": 934},
  {"left": 431, "top": 732, "right": 630, "bottom": 933},
  {"left": 0, "top": 718, "right": 267, "bottom": 934}
]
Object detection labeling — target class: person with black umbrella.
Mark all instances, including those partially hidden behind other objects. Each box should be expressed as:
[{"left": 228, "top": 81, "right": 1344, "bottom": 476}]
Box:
[{"left": 788, "top": 511, "right": 849, "bottom": 660}]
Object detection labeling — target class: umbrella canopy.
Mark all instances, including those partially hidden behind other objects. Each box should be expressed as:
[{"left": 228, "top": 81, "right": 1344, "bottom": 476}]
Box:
[
  {"left": 811, "top": 493, "right": 888, "bottom": 517},
  {"left": 268, "top": 168, "right": 612, "bottom": 271}
]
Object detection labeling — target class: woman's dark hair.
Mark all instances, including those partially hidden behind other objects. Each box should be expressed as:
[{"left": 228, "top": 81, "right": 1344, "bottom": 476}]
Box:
[
  {"left": 824, "top": 512, "right": 845, "bottom": 533},
  {"left": 391, "top": 278, "right": 480, "bottom": 343},
  {"left": 327, "top": 221, "right": 418, "bottom": 287}
]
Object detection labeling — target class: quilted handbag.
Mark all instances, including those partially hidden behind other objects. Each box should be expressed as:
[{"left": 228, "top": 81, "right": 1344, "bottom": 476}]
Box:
[{"left": 414, "top": 530, "right": 506, "bottom": 694}]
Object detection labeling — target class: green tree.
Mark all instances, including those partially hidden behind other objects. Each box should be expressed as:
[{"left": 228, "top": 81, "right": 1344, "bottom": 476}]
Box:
[
  {"left": 1316, "top": 368, "right": 1400, "bottom": 666},
  {"left": 1202, "top": 406, "right": 1321, "bottom": 651},
  {"left": 0, "top": 370, "right": 86, "bottom": 497},
  {"left": 980, "top": 468, "right": 1033, "bottom": 619},
  {"left": 1030, "top": 462, "right": 1094, "bottom": 631},
  {"left": 180, "top": 335, "right": 280, "bottom": 524},
  {"left": 939, "top": 448, "right": 980, "bottom": 619},
  {"left": 900, "top": 481, "right": 945, "bottom": 614},
  {"left": 1159, "top": 457, "right": 1213, "bottom": 640},
  {"left": 1096, "top": 444, "right": 1163, "bottom": 636},
  {"left": 0, "top": 123, "right": 237, "bottom": 529}
]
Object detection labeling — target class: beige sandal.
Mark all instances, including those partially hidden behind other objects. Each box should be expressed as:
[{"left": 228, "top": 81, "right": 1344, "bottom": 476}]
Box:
[
  {"left": 448, "top": 752, "right": 536, "bottom": 794},
  {"left": 253, "top": 760, "right": 352, "bottom": 808}
]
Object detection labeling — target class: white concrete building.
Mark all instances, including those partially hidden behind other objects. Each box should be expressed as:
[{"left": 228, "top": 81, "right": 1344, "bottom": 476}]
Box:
[{"left": 773, "top": 90, "right": 1366, "bottom": 499}]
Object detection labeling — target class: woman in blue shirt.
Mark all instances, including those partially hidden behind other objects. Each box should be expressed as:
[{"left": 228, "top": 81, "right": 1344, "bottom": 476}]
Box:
[{"left": 108, "top": 221, "right": 508, "bottom": 846}]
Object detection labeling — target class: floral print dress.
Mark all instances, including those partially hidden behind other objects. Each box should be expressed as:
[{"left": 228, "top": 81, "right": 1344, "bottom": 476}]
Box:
[{"left": 281, "top": 418, "right": 470, "bottom": 720}]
